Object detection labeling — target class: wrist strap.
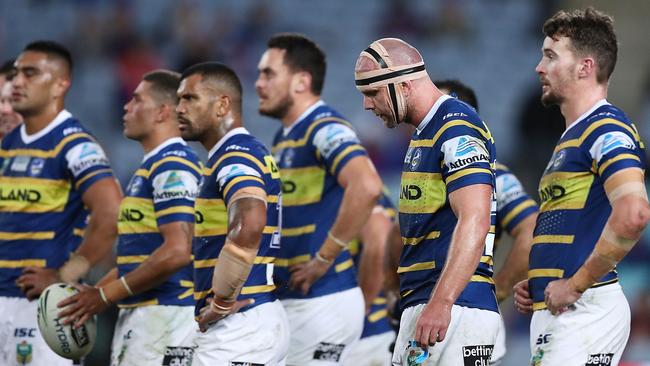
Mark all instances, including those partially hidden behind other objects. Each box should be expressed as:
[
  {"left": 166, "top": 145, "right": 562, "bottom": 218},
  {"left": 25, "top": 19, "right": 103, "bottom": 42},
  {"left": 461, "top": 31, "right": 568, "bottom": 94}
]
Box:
[
  {"left": 120, "top": 276, "right": 134, "bottom": 296},
  {"left": 99, "top": 287, "right": 111, "bottom": 305},
  {"left": 327, "top": 230, "right": 348, "bottom": 249},
  {"left": 315, "top": 252, "right": 334, "bottom": 264}
]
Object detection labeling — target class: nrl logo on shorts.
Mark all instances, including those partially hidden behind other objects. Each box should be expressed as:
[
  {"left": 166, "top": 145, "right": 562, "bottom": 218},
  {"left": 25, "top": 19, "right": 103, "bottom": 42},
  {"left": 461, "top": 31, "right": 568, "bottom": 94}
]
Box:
[
  {"left": 16, "top": 341, "right": 33, "bottom": 364},
  {"left": 405, "top": 340, "right": 428, "bottom": 365}
]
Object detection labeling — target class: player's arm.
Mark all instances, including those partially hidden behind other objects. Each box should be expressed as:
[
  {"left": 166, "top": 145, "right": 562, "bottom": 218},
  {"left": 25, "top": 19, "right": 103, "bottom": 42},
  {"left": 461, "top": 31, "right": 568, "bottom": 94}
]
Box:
[
  {"left": 96, "top": 267, "right": 118, "bottom": 287},
  {"left": 357, "top": 206, "right": 393, "bottom": 312},
  {"left": 385, "top": 221, "right": 402, "bottom": 294},
  {"left": 415, "top": 183, "right": 492, "bottom": 346},
  {"left": 494, "top": 213, "right": 537, "bottom": 302},
  {"left": 198, "top": 189, "right": 267, "bottom": 331},
  {"left": 62, "top": 178, "right": 122, "bottom": 280},
  {"left": 18, "top": 177, "right": 121, "bottom": 300},
  {"left": 289, "top": 156, "right": 382, "bottom": 294},
  {"left": 545, "top": 168, "right": 650, "bottom": 314}
]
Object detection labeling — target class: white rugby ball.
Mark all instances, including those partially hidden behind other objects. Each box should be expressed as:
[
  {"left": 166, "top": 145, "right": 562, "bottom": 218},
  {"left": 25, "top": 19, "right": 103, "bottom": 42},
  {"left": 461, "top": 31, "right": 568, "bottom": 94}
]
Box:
[{"left": 37, "top": 283, "right": 96, "bottom": 359}]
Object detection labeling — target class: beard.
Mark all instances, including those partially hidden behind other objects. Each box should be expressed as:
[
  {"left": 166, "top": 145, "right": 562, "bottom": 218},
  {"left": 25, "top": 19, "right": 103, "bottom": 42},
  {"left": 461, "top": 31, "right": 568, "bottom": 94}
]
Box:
[
  {"left": 540, "top": 88, "right": 565, "bottom": 107},
  {"left": 259, "top": 93, "right": 294, "bottom": 120}
]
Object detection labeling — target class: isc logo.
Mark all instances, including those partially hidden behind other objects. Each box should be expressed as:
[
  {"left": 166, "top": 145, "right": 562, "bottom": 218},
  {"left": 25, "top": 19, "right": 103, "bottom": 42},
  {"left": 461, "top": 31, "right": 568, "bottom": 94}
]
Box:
[
  {"left": 14, "top": 328, "right": 36, "bottom": 338},
  {"left": 535, "top": 334, "right": 551, "bottom": 345},
  {"left": 400, "top": 185, "right": 421, "bottom": 200}
]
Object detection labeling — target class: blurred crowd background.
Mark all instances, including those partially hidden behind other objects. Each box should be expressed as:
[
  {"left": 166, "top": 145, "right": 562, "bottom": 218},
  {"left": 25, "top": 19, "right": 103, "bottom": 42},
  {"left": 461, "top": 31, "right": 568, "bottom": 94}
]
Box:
[{"left": 2, "top": 0, "right": 650, "bottom": 364}]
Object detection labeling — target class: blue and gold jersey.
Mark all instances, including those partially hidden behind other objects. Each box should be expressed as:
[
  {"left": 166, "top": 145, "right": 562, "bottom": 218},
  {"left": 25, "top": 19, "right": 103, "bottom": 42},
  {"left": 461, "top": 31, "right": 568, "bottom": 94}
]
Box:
[
  {"left": 193, "top": 128, "right": 282, "bottom": 316},
  {"left": 0, "top": 110, "right": 114, "bottom": 297},
  {"left": 349, "top": 193, "right": 396, "bottom": 339},
  {"left": 271, "top": 101, "right": 368, "bottom": 299},
  {"left": 117, "top": 138, "right": 201, "bottom": 307},
  {"left": 398, "top": 95, "right": 498, "bottom": 313},
  {"left": 529, "top": 101, "right": 646, "bottom": 310},
  {"left": 495, "top": 163, "right": 538, "bottom": 241}
]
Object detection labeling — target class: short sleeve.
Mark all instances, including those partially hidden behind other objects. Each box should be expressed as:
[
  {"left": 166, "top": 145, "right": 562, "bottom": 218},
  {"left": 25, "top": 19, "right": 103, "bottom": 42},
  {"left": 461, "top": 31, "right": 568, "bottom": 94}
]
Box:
[
  {"left": 311, "top": 121, "right": 367, "bottom": 177},
  {"left": 63, "top": 136, "right": 114, "bottom": 193},
  {"left": 214, "top": 153, "right": 266, "bottom": 205},
  {"left": 439, "top": 122, "right": 494, "bottom": 194},
  {"left": 150, "top": 158, "right": 201, "bottom": 226}
]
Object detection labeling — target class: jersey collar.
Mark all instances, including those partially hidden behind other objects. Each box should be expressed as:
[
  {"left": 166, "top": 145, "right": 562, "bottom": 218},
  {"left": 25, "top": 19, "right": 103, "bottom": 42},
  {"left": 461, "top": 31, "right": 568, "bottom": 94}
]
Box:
[
  {"left": 208, "top": 127, "right": 249, "bottom": 160},
  {"left": 20, "top": 109, "right": 72, "bottom": 144},
  {"left": 283, "top": 100, "right": 325, "bottom": 136},
  {"left": 416, "top": 94, "right": 452, "bottom": 135},
  {"left": 561, "top": 99, "right": 609, "bottom": 138},
  {"left": 142, "top": 137, "right": 186, "bottom": 162}
]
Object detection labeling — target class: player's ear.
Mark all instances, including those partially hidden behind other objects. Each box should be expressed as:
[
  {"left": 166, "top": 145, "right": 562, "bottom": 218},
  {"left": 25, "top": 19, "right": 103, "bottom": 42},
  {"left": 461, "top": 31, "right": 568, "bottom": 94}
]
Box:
[
  {"left": 577, "top": 57, "right": 595, "bottom": 80},
  {"left": 400, "top": 81, "right": 412, "bottom": 98},
  {"left": 292, "top": 71, "right": 311, "bottom": 94},
  {"left": 52, "top": 78, "right": 70, "bottom": 99},
  {"left": 216, "top": 95, "right": 231, "bottom": 117}
]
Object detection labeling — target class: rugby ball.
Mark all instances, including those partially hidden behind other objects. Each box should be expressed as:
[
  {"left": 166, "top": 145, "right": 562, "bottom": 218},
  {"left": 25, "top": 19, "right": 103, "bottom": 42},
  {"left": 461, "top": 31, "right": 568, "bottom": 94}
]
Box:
[{"left": 37, "top": 283, "right": 96, "bottom": 359}]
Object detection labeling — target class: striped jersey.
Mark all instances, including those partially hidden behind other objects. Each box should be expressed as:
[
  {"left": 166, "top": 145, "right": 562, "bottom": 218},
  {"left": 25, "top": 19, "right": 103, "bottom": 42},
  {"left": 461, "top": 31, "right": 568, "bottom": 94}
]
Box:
[
  {"left": 0, "top": 110, "right": 114, "bottom": 297},
  {"left": 117, "top": 137, "right": 201, "bottom": 307},
  {"left": 193, "top": 127, "right": 282, "bottom": 316},
  {"left": 349, "top": 193, "right": 396, "bottom": 339},
  {"left": 271, "top": 100, "right": 367, "bottom": 299},
  {"left": 398, "top": 95, "right": 498, "bottom": 313},
  {"left": 529, "top": 100, "right": 646, "bottom": 310},
  {"left": 495, "top": 163, "right": 538, "bottom": 241}
]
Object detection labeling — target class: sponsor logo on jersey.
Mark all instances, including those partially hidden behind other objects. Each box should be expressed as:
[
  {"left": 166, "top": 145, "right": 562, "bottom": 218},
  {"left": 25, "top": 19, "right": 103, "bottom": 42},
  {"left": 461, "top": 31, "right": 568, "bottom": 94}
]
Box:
[
  {"left": 28, "top": 158, "right": 45, "bottom": 177},
  {"left": 496, "top": 173, "right": 526, "bottom": 207},
  {"left": 313, "top": 342, "right": 345, "bottom": 362},
  {"left": 229, "top": 362, "right": 263, "bottom": 366},
  {"left": 0, "top": 188, "right": 41, "bottom": 203},
  {"left": 162, "top": 346, "right": 194, "bottom": 366},
  {"left": 586, "top": 353, "right": 614, "bottom": 366},
  {"left": 63, "top": 127, "right": 83, "bottom": 136},
  {"left": 590, "top": 131, "right": 636, "bottom": 163},
  {"left": 66, "top": 142, "right": 110, "bottom": 177},
  {"left": 313, "top": 124, "right": 359, "bottom": 159},
  {"left": 152, "top": 170, "right": 199, "bottom": 203},
  {"left": 400, "top": 185, "right": 422, "bottom": 200},
  {"left": 11, "top": 155, "right": 30, "bottom": 172},
  {"left": 531, "top": 348, "right": 544, "bottom": 366},
  {"left": 442, "top": 136, "right": 489, "bottom": 173},
  {"left": 539, "top": 184, "right": 565, "bottom": 203},
  {"left": 462, "top": 344, "right": 493, "bottom": 366},
  {"left": 120, "top": 208, "right": 144, "bottom": 222},
  {"left": 216, "top": 164, "right": 261, "bottom": 188}
]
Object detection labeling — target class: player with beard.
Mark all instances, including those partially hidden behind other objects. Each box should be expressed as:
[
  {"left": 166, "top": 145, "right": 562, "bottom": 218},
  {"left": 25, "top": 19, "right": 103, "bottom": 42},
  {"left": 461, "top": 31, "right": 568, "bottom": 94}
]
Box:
[
  {"left": 177, "top": 62, "right": 289, "bottom": 365},
  {"left": 355, "top": 38, "right": 499, "bottom": 366},
  {"left": 513, "top": 8, "right": 650, "bottom": 366},
  {"left": 256, "top": 33, "right": 383, "bottom": 365}
]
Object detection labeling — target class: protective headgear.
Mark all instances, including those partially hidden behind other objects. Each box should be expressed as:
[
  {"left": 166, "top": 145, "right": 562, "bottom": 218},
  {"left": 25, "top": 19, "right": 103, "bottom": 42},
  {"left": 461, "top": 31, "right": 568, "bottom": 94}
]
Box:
[{"left": 355, "top": 40, "right": 428, "bottom": 124}]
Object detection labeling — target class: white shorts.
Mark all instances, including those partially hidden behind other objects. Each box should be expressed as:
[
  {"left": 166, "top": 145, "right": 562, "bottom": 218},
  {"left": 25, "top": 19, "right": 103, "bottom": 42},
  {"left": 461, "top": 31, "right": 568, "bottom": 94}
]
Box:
[
  {"left": 529, "top": 283, "right": 630, "bottom": 366},
  {"left": 344, "top": 331, "right": 395, "bottom": 366},
  {"left": 0, "top": 296, "right": 74, "bottom": 366},
  {"left": 490, "top": 315, "right": 507, "bottom": 365},
  {"left": 282, "top": 287, "right": 365, "bottom": 365},
  {"left": 192, "top": 300, "right": 289, "bottom": 366},
  {"left": 392, "top": 304, "right": 500, "bottom": 366},
  {"left": 110, "top": 305, "right": 196, "bottom": 366}
]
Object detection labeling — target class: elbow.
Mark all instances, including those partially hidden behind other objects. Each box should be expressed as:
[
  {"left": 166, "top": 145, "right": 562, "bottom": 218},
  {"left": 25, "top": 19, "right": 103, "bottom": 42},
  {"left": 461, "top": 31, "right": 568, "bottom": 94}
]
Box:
[
  {"left": 358, "top": 174, "right": 382, "bottom": 205},
  {"left": 229, "top": 216, "right": 265, "bottom": 248},
  {"left": 167, "top": 245, "right": 193, "bottom": 270}
]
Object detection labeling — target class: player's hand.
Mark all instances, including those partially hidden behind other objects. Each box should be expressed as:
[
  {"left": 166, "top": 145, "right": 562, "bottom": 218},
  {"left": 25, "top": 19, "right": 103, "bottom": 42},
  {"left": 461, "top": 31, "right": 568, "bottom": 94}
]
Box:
[
  {"left": 414, "top": 299, "right": 452, "bottom": 347},
  {"left": 57, "top": 284, "right": 108, "bottom": 328},
  {"left": 544, "top": 278, "right": 581, "bottom": 315},
  {"left": 197, "top": 297, "right": 254, "bottom": 332},
  {"left": 16, "top": 267, "right": 60, "bottom": 300},
  {"left": 513, "top": 279, "right": 533, "bottom": 314},
  {"left": 288, "top": 258, "right": 330, "bottom": 295}
]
